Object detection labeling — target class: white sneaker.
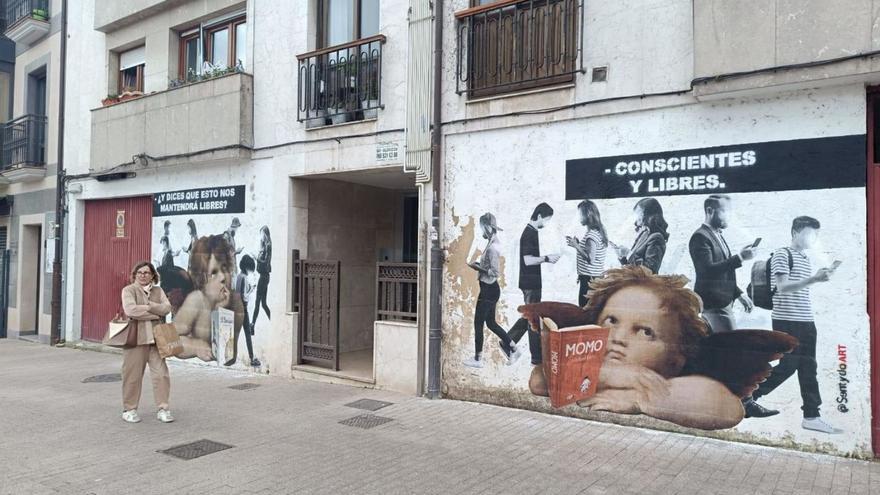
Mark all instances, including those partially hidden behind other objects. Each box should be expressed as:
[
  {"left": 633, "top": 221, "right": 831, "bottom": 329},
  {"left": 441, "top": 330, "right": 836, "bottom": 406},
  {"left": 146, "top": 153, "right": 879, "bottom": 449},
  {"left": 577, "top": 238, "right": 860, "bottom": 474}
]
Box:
[
  {"left": 507, "top": 346, "right": 523, "bottom": 366},
  {"left": 122, "top": 410, "right": 141, "bottom": 423},
  {"left": 157, "top": 409, "right": 175, "bottom": 423},
  {"left": 463, "top": 356, "right": 484, "bottom": 368},
  {"left": 802, "top": 417, "right": 841, "bottom": 434}
]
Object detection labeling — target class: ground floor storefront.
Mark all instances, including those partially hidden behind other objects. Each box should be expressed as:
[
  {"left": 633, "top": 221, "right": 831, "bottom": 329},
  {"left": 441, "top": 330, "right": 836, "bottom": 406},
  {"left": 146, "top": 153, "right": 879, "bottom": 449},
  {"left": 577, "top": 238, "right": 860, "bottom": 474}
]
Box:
[{"left": 439, "top": 83, "right": 879, "bottom": 458}]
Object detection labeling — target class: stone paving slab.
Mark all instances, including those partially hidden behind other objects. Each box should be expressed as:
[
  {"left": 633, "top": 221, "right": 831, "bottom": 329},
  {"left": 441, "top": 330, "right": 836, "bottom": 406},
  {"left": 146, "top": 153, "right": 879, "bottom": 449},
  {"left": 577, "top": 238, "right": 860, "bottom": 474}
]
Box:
[{"left": 0, "top": 339, "right": 878, "bottom": 495}]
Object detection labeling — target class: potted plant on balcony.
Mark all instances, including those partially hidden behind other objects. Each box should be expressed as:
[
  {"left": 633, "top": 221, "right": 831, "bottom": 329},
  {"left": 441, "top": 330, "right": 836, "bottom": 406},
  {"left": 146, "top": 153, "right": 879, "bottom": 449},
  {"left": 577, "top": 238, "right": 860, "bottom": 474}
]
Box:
[{"left": 32, "top": 8, "right": 49, "bottom": 21}]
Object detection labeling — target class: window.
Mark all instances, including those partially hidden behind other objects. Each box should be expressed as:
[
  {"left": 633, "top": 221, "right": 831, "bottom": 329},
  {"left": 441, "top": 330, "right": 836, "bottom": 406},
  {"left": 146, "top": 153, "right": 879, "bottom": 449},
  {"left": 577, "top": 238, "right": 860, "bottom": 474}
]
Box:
[
  {"left": 118, "top": 46, "right": 145, "bottom": 93},
  {"left": 318, "top": 0, "right": 379, "bottom": 48},
  {"left": 204, "top": 16, "right": 247, "bottom": 69},
  {"left": 179, "top": 30, "right": 200, "bottom": 80}
]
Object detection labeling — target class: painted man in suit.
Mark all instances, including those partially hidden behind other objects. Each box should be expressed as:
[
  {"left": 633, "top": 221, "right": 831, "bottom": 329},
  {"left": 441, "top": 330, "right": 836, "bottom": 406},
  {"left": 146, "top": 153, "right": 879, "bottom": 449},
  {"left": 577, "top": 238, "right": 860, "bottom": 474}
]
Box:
[{"left": 688, "top": 195, "right": 756, "bottom": 334}]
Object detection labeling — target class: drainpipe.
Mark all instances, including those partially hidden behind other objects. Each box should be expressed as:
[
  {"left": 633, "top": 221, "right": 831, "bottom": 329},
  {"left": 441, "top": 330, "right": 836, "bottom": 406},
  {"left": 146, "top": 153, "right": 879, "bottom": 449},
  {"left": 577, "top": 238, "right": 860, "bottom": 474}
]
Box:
[
  {"left": 426, "top": 0, "right": 444, "bottom": 399},
  {"left": 50, "top": 0, "right": 68, "bottom": 345}
]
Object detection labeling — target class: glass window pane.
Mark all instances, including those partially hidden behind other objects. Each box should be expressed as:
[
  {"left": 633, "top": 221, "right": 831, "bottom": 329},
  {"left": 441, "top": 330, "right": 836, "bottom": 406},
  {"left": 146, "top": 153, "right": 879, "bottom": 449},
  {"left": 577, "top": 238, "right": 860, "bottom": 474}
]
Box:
[
  {"left": 360, "top": 0, "right": 379, "bottom": 37},
  {"left": 235, "top": 22, "right": 247, "bottom": 68},
  {"left": 121, "top": 66, "right": 140, "bottom": 91},
  {"left": 211, "top": 28, "right": 229, "bottom": 68},
  {"left": 326, "top": 0, "right": 354, "bottom": 46},
  {"left": 185, "top": 38, "right": 199, "bottom": 78}
]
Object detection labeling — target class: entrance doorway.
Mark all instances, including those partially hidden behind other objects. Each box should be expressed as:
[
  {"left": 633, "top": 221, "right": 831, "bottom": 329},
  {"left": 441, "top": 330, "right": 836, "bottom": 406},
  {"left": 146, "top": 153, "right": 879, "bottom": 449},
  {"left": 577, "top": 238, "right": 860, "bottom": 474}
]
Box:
[
  {"left": 81, "top": 197, "right": 152, "bottom": 341},
  {"left": 294, "top": 170, "right": 419, "bottom": 380},
  {"left": 18, "top": 224, "right": 41, "bottom": 335},
  {"left": 866, "top": 87, "right": 880, "bottom": 457}
]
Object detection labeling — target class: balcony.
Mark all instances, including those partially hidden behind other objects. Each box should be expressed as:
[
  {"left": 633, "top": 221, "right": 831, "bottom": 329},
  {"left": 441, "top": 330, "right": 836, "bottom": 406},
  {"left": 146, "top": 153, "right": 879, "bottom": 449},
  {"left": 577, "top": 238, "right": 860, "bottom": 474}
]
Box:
[
  {"left": 4, "top": 0, "right": 49, "bottom": 48},
  {"left": 297, "top": 35, "right": 386, "bottom": 127},
  {"left": 455, "top": 0, "right": 583, "bottom": 98},
  {"left": 0, "top": 114, "right": 48, "bottom": 182},
  {"left": 90, "top": 72, "right": 253, "bottom": 174}
]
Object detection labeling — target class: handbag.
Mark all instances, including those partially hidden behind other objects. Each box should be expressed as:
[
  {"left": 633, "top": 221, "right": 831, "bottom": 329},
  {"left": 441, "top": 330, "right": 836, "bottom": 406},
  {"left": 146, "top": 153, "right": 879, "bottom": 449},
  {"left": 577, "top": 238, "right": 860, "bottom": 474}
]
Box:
[
  {"left": 102, "top": 313, "right": 137, "bottom": 348},
  {"left": 153, "top": 323, "right": 184, "bottom": 359}
]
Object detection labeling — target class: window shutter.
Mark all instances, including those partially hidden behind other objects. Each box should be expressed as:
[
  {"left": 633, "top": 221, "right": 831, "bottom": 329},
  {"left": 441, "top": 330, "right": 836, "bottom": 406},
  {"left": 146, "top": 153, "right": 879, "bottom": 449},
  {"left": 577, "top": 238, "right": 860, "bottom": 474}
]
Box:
[
  {"left": 404, "top": 0, "right": 433, "bottom": 183},
  {"left": 119, "top": 46, "right": 146, "bottom": 71}
]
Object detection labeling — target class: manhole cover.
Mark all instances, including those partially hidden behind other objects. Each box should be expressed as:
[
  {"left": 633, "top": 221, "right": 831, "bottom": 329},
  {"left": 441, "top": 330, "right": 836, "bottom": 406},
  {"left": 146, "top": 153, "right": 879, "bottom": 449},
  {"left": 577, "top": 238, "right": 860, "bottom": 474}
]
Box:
[
  {"left": 228, "top": 383, "right": 260, "bottom": 391},
  {"left": 345, "top": 398, "right": 393, "bottom": 411},
  {"left": 159, "top": 440, "right": 233, "bottom": 460},
  {"left": 339, "top": 414, "right": 394, "bottom": 429},
  {"left": 82, "top": 373, "right": 122, "bottom": 383}
]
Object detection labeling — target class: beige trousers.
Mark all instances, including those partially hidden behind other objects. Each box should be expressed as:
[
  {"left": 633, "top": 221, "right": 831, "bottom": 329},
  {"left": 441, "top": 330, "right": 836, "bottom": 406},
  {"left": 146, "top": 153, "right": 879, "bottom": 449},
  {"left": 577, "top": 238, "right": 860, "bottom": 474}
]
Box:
[{"left": 122, "top": 344, "right": 170, "bottom": 411}]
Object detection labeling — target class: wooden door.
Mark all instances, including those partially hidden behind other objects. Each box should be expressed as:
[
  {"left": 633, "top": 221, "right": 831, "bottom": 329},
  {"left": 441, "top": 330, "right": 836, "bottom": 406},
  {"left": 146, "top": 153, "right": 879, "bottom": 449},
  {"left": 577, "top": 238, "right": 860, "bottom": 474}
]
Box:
[
  {"left": 298, "top": 260, "right": 341, "bottom": 370},
  {"left": 81, "top": 197, "right": 152, "bottom": 341}
]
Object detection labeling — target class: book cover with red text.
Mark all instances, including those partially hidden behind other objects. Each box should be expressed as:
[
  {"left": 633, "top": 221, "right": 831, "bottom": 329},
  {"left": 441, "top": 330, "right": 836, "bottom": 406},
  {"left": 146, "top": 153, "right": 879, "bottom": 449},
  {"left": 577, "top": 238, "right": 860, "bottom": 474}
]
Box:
[{"left": 540, "top": 317, "right": 609, "bottom": 408}]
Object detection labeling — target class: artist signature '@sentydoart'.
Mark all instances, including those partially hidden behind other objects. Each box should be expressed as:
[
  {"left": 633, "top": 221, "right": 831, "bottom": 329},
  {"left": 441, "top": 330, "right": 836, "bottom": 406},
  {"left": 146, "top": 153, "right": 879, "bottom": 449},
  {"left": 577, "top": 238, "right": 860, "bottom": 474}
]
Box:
[{"left": 837, "top": 345, "right": 849, "bottom": 413}]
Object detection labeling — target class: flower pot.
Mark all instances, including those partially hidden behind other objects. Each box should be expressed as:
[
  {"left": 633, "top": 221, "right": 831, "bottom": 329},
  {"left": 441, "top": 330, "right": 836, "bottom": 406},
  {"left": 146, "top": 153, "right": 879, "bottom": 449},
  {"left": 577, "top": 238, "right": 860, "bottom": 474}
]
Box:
[
  {"left": 329, "top": 112, "right": 351, "bottom": 125},
  {"left": 364, "top": 99, "right": 380, "bottom": 119}
]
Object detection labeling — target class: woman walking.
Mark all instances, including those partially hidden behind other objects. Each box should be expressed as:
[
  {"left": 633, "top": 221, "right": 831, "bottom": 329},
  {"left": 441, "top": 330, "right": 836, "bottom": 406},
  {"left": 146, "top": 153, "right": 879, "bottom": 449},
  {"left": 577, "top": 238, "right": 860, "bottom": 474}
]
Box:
[
  {"left": 464, "top": 213, "right": 518, "bottom": 368},
  {"left": 182, "top": 219, "right": 198, "bottom": 254},
  {"left": 615, "top": 197, "right": 669, "bottom": 274},
  {"left": 120, "top": 261, "right": 174, "bottom": 424},
  {"left": 251, "top": 225, "right": 272, "bottom": 332},
  {"left": 566, "top": 200, "right": 609, "bottom": 307}
]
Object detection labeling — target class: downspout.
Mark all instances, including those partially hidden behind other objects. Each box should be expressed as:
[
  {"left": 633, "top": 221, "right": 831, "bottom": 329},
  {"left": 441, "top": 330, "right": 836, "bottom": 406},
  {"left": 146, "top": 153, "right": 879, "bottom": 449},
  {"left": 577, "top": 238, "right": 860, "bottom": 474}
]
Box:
[
  {"left": 50, "top": 0, "right": 68, "bottom": 345},
  {"left": 426, "top": 0, "right": 444, "bottom": 399}
]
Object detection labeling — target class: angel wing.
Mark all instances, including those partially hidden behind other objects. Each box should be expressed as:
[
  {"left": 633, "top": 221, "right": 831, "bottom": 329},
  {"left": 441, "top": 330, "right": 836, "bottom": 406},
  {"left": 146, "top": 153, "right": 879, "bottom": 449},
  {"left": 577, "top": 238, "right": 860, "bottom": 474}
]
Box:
[
  {"left": 685, "top": 329, "right": 798, "bottom": 399},
  {"left": 158, "top": 265, "right": 194, "bottom": 313},
  {"left": 517, "top": 302, "right": 591, "bottom": 332}
]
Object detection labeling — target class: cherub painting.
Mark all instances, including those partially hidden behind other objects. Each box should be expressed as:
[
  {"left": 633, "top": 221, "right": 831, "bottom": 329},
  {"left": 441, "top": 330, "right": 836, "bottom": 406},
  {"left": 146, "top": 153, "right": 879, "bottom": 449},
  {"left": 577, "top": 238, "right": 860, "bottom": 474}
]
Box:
[{"left": 518, "top": 265, "right": 798, "bottom": 430}]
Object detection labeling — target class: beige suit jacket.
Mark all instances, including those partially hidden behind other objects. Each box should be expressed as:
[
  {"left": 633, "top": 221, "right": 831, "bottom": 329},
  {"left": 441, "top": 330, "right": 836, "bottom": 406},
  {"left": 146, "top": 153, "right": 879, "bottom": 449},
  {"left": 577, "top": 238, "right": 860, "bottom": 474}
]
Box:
[{"left": 121, "top": 283, "right": 172, "bottom": 346}]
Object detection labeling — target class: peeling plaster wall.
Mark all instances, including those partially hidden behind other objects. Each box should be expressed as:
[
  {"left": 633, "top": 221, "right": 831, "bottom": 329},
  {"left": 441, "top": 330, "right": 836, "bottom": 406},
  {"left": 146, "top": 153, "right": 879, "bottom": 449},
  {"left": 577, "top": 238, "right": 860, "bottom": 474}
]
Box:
[{"left": 441, "top": 84, "right": 873, "bottom": 457}]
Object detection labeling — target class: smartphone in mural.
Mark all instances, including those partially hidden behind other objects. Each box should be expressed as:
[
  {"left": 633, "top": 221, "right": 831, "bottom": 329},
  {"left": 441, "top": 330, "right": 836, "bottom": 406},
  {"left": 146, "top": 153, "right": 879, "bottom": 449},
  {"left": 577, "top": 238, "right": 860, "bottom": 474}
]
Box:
[
  {"left": 751, "top": 237, "right": 762, "bottom": 248},
  {"left": 830, "top": 260, "right": 843, "bottom": 271}
]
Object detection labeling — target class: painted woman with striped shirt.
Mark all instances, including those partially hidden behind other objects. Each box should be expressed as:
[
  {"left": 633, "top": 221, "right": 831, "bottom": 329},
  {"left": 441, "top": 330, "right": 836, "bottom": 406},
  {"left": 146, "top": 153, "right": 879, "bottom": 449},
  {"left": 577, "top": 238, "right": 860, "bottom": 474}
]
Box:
[{"left": 566, "top": 200, "right": 609, "bottom": 307}]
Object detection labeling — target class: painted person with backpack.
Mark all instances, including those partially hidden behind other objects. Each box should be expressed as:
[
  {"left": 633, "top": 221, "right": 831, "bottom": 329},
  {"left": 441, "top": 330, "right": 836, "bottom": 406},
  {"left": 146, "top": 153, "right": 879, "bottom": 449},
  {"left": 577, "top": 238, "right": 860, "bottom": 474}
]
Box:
[{"left": 744, "top": 216, "right": 840, "bottom": 433}]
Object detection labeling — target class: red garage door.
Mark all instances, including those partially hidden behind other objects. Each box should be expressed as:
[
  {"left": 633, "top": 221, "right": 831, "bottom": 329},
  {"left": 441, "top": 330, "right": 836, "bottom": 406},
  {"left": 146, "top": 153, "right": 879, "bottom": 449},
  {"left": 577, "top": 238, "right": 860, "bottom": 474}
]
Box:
[{"left": 81, "top": 197, "right": 152, "bottom": 341}]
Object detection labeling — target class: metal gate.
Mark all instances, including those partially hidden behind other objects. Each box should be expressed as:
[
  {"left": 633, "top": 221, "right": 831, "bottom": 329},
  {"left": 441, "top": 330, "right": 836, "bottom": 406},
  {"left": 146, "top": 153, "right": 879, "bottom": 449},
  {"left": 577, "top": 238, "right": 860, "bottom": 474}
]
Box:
[
  {"left": 298, "top": 260, "right": 340, "bottom": 370},
  {"left": 0, "top": 250, "right": 9, "bottom": 338}
]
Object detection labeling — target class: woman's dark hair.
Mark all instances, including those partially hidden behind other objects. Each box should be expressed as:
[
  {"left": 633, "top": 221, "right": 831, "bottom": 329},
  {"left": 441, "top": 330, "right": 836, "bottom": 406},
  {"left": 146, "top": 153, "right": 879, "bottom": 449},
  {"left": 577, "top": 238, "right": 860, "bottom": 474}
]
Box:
[
  {"left": 260, "top": 225, "right": 271, "bottom": 244},
  {"left": 635, "top": 197, "right": 669, "bottom": 240},
  {"left": 187, "top": 219, "right": 197, "bottom": 237},
  {"left": 130, "top": 261, "right": 159, "bottom": 284},
  {"left": 578, "top": 200, "right": 607, "bottom": 246},
  {"left": 240, "top": 254, "right": 256, "bottom": 273}
]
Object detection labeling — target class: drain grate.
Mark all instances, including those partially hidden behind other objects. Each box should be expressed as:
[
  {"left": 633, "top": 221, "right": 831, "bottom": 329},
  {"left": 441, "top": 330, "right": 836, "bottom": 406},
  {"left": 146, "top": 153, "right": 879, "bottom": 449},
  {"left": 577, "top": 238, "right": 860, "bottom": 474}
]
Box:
[
  {"left": 339, "top": 414, "right": 394, "bottom": 429},
  {"left": 228, "top": 383, "right": 260, "bottom": 391},
  {"left": 82, "top": 373, "right": 122, "bottom": 383},
  {"left": 159, "top": 440, "right": 233, "bottom": 460},
  {"left": 345, "top": 398, "right": 393, "bottom": 411}
]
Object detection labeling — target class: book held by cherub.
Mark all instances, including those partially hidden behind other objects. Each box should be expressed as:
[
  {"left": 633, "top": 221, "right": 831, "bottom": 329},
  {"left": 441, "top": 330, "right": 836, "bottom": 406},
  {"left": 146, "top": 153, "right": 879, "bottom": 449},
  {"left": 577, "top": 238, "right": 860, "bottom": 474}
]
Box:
[{"left": 540, "top": 317, "right": 609, "bottom": 408}]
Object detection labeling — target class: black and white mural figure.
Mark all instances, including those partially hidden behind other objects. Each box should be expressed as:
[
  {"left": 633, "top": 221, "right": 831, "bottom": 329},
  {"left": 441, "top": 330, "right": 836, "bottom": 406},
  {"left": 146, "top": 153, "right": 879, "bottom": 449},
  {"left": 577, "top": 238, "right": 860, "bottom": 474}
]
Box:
[
  {"left": 224, "top": 217, "right": 244, "bottom": 274},
  {"left": 689, "top": 194, "right": 756, "bottom": 334},
  {"left": 182, "top": 218, "right": 198, "bottom": 255},
  {"left": 746, "top": 216, "right": 840, "bottom": 433},
  {"left": 251, "top": 225, "right": 272, "bottom": 332},
  {"left": 235, "top": 254, "right": 260, "bottom": 367},
  {"left": 566, "top": 199, "right": 609, "bottom": 307},
  {"left": 615, "top": 197, "right": 668, "bottom": 274},
  {"left": 463, "top": 213, "right": 518, "bottom": 369}
]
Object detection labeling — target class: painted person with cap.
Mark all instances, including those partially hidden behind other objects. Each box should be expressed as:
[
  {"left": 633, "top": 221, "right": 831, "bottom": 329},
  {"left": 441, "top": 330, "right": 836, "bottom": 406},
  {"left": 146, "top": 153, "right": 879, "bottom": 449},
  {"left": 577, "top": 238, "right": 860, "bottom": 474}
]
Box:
[
  {"left": 464, "top": 213, "right": 518, "bottom": 368},
  {"left": 223, "top": 217, "right": 244, "bottom": 274}
]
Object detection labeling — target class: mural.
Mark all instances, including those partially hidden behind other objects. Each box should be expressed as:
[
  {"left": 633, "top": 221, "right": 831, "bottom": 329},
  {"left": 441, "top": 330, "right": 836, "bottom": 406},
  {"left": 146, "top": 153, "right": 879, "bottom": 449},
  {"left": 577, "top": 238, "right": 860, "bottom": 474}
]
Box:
[
  {"left": 447, "top": 133, "right": 869, "bottom": 453},
  {"left": 151, "top": 185, "right": 272, "bottom": 369}
]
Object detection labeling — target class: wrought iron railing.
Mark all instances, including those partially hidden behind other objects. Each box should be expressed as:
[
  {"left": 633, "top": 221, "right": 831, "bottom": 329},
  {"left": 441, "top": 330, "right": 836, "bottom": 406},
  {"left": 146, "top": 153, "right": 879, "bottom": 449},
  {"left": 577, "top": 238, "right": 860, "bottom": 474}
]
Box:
[
  {"left": 376, "top": 263, "right": 418, "bottom": 322},
  {"left": 1, "top": 114, "right": 47, "bottom": 169},
  {"left": 297, "top": 34, "right": 386, "bottom": 124},
  {"left": 455, "top": 0, "right": 583, "bottom": 97},
  {"left": 5, "top": 0, "right": 48, "bottom": 28}
]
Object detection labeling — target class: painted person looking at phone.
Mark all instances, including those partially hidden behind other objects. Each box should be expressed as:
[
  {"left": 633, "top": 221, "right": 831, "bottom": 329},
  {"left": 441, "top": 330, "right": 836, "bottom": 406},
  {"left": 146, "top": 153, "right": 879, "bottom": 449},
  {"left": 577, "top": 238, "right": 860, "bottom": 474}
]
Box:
[
  {"left": 689, "top": 195, "right": 756, "bottom": 334},
  {"left": 746, "top": 216, "right": 841, "bottom": 434},
  {"left": 615, "top": 198, "right": 668, "bottom": 274},
  {"left": 566, "top": 200, "right": 609, "bottom": 307}
]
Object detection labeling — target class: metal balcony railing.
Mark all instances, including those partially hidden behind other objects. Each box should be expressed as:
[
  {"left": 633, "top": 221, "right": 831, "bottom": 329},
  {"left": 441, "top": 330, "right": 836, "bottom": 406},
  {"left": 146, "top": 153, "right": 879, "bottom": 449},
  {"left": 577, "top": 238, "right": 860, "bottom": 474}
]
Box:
[
  {"left": 5, "top": 0, "right": 48, "bottom": 28},
  {"left": 1, "top": 114, "right": 47, "bottom": 168},
  {"left": 297, "top": 34, "right": 386, "bottom": 124},
  {"left": 456, "top": 0, "right": 584, "bottom": 97}
]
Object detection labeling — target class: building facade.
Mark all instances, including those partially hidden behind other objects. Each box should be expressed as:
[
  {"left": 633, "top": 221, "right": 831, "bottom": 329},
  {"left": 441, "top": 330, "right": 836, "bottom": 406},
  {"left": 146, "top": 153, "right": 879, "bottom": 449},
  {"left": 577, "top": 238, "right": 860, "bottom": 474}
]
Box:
[
  {"left": 0, "top": 0, "right": 62, "bottom": 343},
  {"left": 438, "top": 0, "right": 880, "bottom": 458},
  {"left": 41, "top": 0, "right": 880, "bottom": 459}
]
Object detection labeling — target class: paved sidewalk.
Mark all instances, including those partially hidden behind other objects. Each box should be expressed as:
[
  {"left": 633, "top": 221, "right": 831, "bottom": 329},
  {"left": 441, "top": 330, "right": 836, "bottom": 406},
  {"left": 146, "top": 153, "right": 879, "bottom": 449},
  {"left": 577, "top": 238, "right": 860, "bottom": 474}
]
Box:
[{"left": 0, "top": 340, "right": 878, "bottom": 495}]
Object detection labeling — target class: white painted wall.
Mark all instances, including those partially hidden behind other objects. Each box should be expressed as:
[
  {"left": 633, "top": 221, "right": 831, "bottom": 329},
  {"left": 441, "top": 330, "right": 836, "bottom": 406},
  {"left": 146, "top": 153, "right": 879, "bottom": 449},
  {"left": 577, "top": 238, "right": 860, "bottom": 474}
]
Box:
[{"left": 441, "top": 83, "right": 872, "bottom": 457}]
